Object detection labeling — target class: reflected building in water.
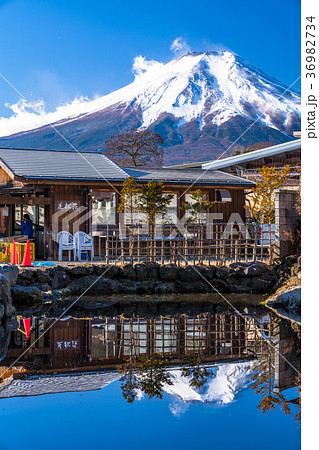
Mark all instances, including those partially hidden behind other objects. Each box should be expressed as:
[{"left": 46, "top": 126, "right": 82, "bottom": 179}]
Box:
[
  {"left": 1, "top": 313, "right": 271, "bottom": 375},
  {"left": 0, "top": 312, "right": 300, "bottom": 405}
]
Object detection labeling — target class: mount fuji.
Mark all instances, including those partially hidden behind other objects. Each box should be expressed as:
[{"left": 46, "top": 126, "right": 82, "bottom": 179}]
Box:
[{"left": 0, "top": 51, "right": 300, "bottom": 165}]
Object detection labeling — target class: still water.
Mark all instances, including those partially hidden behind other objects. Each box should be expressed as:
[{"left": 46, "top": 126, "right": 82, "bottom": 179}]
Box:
[{"left": 0, "top": 308, "right": 300, "bottom": 450}]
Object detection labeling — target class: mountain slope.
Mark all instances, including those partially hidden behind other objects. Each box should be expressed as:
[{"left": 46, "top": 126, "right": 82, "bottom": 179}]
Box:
[{"left": 0, "top": 51, "right": 300, "bottom": 164}]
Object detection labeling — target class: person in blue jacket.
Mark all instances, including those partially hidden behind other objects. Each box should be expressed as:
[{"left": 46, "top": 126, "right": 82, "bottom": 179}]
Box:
[{"left": 21, "top": 214, "right": 33, "bottom": 240}]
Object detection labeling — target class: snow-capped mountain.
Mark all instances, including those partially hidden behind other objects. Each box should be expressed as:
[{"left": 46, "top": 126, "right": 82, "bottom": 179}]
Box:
[
  {"left": 164, "top": 362, "right": 254, "bottom": 408},
  {"left": 0, "top": 51, "right": 300, "bottom": 164}
]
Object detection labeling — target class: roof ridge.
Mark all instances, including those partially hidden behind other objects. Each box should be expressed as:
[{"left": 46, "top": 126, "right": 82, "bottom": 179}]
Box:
[{"left": 0, "top": 147, "right": 102, "bottom": 154}]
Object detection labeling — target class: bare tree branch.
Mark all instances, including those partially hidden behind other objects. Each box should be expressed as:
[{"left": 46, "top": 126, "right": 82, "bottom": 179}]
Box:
[{"left": 104, "top": 128, "right": 164, "bottom": 167}]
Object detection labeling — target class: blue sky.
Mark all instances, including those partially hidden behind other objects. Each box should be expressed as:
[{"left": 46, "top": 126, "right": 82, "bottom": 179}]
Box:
[{"left": 0, "top": 0, "right": 301, "bottom": 118}]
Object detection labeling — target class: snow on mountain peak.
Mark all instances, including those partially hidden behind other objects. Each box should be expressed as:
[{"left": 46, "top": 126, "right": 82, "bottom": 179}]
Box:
[
  {"left": 0, "top": 50, "right": 300, "bottom": 140},
  {"left": 164, "top": 361, "right": 254, "bottom": 416}
]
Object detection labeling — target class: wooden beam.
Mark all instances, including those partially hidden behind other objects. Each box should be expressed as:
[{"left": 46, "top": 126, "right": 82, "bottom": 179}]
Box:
[{"left": 0, "top": 197, "right": 51, "bottom": 205}]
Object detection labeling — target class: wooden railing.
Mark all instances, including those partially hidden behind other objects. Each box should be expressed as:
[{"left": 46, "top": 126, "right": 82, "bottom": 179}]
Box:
[{"left": 100, "top": 223, "right": 275, "bottom": 265}]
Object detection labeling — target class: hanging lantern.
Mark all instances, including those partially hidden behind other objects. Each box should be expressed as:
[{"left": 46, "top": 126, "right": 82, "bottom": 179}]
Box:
[{"left": 2, "top": 206, "right": 9, "bottom": 217}]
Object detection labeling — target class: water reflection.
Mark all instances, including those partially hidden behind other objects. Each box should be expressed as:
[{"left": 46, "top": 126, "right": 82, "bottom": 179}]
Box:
[{"left": 0, "top": 311, "right": 300, "bottom": 421}]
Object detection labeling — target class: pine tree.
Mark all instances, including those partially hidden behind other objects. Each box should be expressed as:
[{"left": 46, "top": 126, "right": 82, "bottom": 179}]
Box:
[
  {"left": 182, "top": 189, "right": 215, "bottom": 224},
  {"left": 137, "top": 181, "right": 174, "bottom": 226}
]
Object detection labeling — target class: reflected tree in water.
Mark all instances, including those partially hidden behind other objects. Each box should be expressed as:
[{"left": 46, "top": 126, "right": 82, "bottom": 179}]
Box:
[
  {"left": 138, "top": 355, "right": 173, "bottom": 399},
  {"left": 118, "top": 360, "right": 140, "bottom": 404},
  {"left": 118, "top": 354, "right": 173, "bottom": 403},
  {"left": 251, "top": 355, "right": 291, "bottom": 415},
  {"left": 181, "top": 353, "right": 212, "bottom": 389}
]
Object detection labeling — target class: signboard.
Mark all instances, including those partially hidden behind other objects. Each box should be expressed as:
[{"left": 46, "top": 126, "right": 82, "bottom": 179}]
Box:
[
  {"left": 54, "top": 339, "right": 80, "bottom": 351},
  {"left": 54, "top": 201, "right": 80, "bottom": 212}
]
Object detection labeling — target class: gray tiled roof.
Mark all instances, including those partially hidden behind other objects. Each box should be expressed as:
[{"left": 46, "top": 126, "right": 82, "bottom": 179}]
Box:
[
  {"left": 0, "top": 147, "right": 254, "bottom": 186},
  {"left": 0, "top": 371, "right": 119, "bottom": 399},
  {"left": 0, "top": 148, "right": 128, "bottom": 181},
  {"left": 125, "top": 167, "right": 254, "bottom": 187}
]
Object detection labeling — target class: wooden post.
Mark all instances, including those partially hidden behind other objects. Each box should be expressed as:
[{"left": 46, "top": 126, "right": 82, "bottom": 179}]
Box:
[
  {"left": 161, "top": 236, "right": 165, "bottom": 264},
  {"left": 137, "top": 229, "right": 141, "bottom": 263},
  {"left": 253, "top": 224, "right": 257, "bottom": 262},
  {"left": 245, "top": 231, "right": 248, "bottom": 262},
  {"left": 235, "top": 239, "right": 239, "bottom": 262}
]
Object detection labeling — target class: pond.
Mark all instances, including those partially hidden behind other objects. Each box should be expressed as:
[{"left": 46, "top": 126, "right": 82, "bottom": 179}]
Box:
[{"left": 0, "top": 306, "right": 300, "bottom": 450}]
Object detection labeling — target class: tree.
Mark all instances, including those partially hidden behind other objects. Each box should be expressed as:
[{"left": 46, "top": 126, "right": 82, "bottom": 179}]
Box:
[
  {"left": 246, "top": 165, "right": 291, "bottom": 224},
  {"left": 137, "top": 355, "right": 173, "bottom": 400},
  {"left": 137, "top": 181, "right": 174, "bottom": 226},
  {"left": 181, "top": 354, "right": 212, "bottom": 389},
  {"left": 104, "top": 128, "right": 164, "bottom": 167},
  {"left": 118, "top": 354, "right": 173, "bottom": 403},
  {"left": 118, "top": 176, "right": 141, "bottom": 262},
  {"left": 251, "top": 355, "right": 291, "bottom": 416},
  {"left": 181, "top": 189, "right": 215, "bottom": 224},
  {"left": 118, "top": 176, "right": 141, "bottom": 224}
]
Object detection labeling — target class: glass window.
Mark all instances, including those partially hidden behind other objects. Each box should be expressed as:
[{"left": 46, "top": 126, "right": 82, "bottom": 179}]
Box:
[
  {"left": 160, "top": 193, "right": 177, "bottom": 224},
  {"left": 92, "top": 192, "right": 116, "bottom": 226},
  {"left": 184, "top": 193, "right": 207, "bottom": 224},
  {"left": 215, "top": 189, "right": 232, "bottom": 202}
]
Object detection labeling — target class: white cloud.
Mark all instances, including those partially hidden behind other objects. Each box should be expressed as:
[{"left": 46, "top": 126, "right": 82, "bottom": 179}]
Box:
[
  {"left": 170, "top": 37, "right": 190, "bottom": 55},
  {"left": 132, "top": 55, "right": 164, "bottom": 79},
  {"left": 0, "top": 96, "right": 91, "bottom": 137}
]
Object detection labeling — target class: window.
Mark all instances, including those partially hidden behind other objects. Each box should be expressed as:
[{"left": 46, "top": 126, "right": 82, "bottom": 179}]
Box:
[
  {"left": 184, "top": 193, "right": 207, "bottom": 223},
  {"left": 215, "top": 189, "right": 232, "bottom": 203},
  {"left": 91, "top": 192, "right": 116, "bottom": 226},
  {"left": 156, "top": 193, "right": 177, "bottom": 224}
]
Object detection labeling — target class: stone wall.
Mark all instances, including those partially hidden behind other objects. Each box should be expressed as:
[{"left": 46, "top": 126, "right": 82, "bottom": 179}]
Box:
[
  {"left": 12, "top": 261, "right": 278, "bottom": 307},
  {"left": 0, "top": 265, "right": 19, "bottom": 350}
]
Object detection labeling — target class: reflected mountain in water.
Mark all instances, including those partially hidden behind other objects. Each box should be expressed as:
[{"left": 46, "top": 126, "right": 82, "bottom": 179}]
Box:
[
  {"left": 0, "top": 310, "right": 300, "bottom": 421},
  {"left": 165, "top": 362, "right": 254, "bottom": 404}
]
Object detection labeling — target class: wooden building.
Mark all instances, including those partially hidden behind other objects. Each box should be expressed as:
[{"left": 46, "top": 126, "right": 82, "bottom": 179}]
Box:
[
  {"left": 166, "top": 139, "right": 301, "bottom": 185},
  {"left": 0, "top": 148, "right": 253, "bottom": 259}
]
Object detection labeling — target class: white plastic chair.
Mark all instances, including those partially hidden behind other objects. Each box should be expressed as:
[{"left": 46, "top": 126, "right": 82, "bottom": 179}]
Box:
[
  {"left": 73, "top": 231, "right": 94, "bottom": 261},
  {"left": 57, "top": 231, "right": 75, "bottom": 261}
]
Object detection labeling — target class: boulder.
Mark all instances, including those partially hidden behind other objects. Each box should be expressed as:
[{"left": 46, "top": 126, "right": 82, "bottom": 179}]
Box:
[
  {"left": 135, "top": 263, "right": 159, "bottom": 281},
  {"left": 229, "top": 262, "right": 248, "bottom": 276},
  {"left": 248, "top": 277, "right": 274, "bottom": 293},
  {"left": 65, "top": 265, "right": 95, "bottom": 278},
  {"left": 175, "top": 280, "right": 209, "bottom": 293},
  {"left": 32, "top": 282, "right": 52, "bottom": 292},
  {"left": 0, "top": 273, "right": 12, "bottom": 316},
  {"left": 0, "top": 265, "right": 19, "bottom": 286},
  {"left": 70, "top": 275, "right": 120, "bottom": 295},
  {"left": 136, "top": 281, "right": 156, "bottom": 294},
  {"left": 244, "top": 262, "right": 269, "bottom": 277},
  {"left": 209, "top": 278, "right": 229, "bottom": 292},
  {"left": 11, "top": 285, "right": 42, "bottom": 308},
  {"left": 159, "top": 264, "right": 179, "bottom": 281},
  {"left": 119, "top": 279, "right": 137, "bottom": 294},
  {"left": 0, "top": 303, "right": 5, "bottom": 319},
  {"left": 34, "top": 269, "right": 51, "bottom": 284},
  {"left": 268, "top": 287, "right": 301, "bottom": 313},
  {"left": 178, "top": 265, "right": 202, "bottom": 282},
  {"left": 122, "top": 264, "right": 137, "bottom": 280},
  {"left": 0, "top": 318, "right": 12, "bottom": 360},
  {"left": 200, "top": 266, "right": 216, "bottom": 281},
  {"left": 215, "top": 267, "right": 235, "bottom": 280},
  {"left": 51, "top": 268, "right": 69, "bottom": 289},
  {"left": 93, "top": 264, "right": 109, "bottom": 276},
  {"left": 102, "top": 265, "right": 122, "bottom": 279},
  {"left": 52, "top": 287, "right": 74, "bottom": 299},
  {"left": 154, "top": 282, "right": 177, "bottom": 294}
]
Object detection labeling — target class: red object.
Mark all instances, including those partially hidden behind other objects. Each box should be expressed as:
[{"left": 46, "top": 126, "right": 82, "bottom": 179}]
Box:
[
  {"left": 6, "top": 243, "right": 10, "bottom": 256},
  {"left": 11, "top": 240, "right": 19, "bottom": 265},
  {"left": 21, "top": 240, "right": 31, "bottom": 267},
  {"left": 22, "top": 318, "right": 31, "bottom": 339}
]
